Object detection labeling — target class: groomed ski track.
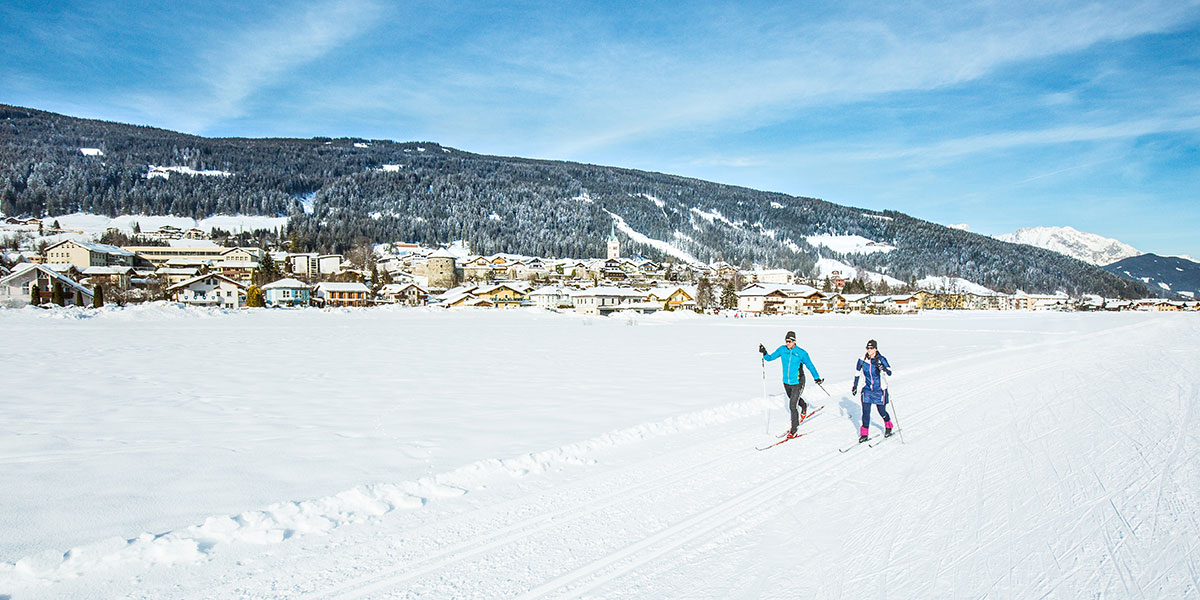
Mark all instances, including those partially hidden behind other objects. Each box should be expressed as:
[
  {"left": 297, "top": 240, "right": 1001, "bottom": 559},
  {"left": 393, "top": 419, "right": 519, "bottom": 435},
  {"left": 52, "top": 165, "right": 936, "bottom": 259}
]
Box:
[{"left": 7, "top": 313, "right": 1200, "bottom": 599}]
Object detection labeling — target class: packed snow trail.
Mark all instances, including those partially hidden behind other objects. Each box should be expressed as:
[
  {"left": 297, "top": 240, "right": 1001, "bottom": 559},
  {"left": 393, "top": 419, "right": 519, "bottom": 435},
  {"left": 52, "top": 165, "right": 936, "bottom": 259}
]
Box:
[{"left": 2, "top": 310, "right": 1198, "bottom": 598}]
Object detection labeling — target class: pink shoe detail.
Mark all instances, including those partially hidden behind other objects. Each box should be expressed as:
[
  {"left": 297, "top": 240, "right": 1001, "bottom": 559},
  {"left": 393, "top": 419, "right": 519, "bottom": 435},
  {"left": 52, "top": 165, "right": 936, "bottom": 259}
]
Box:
[
  {"left": 884, "top": 421, "right": 893, "bottom": 428},
  {"left": 860, "top": 426, "right": 869, "bottom": 436}
]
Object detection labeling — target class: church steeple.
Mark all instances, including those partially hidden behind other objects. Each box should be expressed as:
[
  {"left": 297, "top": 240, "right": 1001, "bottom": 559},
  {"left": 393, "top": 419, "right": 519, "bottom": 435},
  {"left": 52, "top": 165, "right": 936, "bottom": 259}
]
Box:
[{"left": 606, "top": 222, "right": 620, "bottom": 259}]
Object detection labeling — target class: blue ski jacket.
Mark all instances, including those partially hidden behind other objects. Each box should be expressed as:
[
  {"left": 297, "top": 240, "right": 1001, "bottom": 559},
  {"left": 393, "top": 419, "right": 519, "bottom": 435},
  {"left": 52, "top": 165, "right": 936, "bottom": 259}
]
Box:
[
  {"left": 855, "top": 354, "right": 892, "bottom": 405},
  {"left": 764, "top": 345, "right": 820, "bottom": 385}
]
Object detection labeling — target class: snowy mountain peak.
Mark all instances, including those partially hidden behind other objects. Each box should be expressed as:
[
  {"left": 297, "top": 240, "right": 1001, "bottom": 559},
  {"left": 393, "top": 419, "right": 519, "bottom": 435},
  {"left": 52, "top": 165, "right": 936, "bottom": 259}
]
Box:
[{"left": 995, "top": 226, "right": 1141, "bottom": 266}]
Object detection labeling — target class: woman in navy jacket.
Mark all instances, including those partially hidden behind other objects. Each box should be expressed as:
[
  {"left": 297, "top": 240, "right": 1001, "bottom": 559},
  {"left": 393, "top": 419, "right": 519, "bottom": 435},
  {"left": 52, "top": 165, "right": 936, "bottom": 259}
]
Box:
[{"left": 852, "top": 339, "right": 894, "bottom": 443}]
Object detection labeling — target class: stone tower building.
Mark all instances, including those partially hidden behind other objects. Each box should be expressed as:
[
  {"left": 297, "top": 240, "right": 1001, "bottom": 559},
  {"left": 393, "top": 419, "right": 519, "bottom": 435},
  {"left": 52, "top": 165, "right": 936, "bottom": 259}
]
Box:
[
  {"left": 427, "top": 248, "right": 458, "bottom": 290},
  {"left": 607, "top": 223, "right": 620, "bottom": 260}
]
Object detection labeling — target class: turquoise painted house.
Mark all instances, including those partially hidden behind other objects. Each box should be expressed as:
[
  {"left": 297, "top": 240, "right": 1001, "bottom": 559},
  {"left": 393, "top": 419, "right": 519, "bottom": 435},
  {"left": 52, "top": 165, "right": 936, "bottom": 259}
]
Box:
[{"left": 262, "top": 278, "right": 312, "bottom": 307}]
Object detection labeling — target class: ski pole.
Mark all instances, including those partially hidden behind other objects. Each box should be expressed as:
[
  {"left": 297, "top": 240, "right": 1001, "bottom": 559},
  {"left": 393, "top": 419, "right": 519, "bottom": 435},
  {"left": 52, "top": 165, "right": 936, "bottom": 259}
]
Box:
[
  {"left": 815, "top": 380, "right": 831, "bottom": 397},
  {"left": 888, "top": 394, "right": 905, "bottom": 444},
  {"left": 762, "top": 357, "right": 770, "bottom": 434}
]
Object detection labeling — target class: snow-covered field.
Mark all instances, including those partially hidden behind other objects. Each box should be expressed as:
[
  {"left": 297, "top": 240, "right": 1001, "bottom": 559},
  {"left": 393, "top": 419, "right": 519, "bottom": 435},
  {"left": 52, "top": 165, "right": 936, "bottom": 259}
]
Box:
[{"left": 1, "top": 307, "right": 1198, "bottom": 598}]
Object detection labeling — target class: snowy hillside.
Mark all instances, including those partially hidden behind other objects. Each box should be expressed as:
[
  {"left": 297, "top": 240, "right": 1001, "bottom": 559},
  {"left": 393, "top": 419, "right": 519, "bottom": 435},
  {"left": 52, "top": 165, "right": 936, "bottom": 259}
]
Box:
[
  {"left": 804, "top": 234, "right": 895, "bottom": 255},
  {"left": 1104, "top": 253, "right": 1200, "bottom": 299},
  {"left": 996, "top": 226, "right": 1141, "bottom": 266},
  {"left": 815, "top": 257, "right": 904, "bottom": 287},
  {"left": 917, "top": 275, "right": 994, "bottom": 294},
  {"left": 1, "top": 308, "right": 1198, "bottom": 598}
]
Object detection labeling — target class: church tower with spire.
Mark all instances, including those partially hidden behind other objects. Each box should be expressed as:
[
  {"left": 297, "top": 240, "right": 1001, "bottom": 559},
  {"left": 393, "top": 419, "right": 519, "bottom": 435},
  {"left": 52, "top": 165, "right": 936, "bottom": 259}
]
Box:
[{"left": 606, "top": 222, "right": 620, "bottom": 259}]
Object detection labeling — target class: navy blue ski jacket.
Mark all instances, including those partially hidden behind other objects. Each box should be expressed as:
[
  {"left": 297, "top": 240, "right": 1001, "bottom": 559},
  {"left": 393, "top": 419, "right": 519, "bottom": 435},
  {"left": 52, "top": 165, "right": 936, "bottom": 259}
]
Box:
[
  {"left": 764, "top": 345, "right": 820, "bottom": 385},
  {"left": 855, "top": 354, "right": 892, "bottom": 405}
]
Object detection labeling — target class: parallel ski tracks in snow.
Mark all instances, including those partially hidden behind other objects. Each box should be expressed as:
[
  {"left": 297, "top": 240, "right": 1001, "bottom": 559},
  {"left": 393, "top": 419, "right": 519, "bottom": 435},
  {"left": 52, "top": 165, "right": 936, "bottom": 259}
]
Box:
[
  {"left": 300, "top": 431, "right": 761, "bottom": 599},
  {"left": 114, "top": 317, "right": 1187, "bottom": 600},
  {"left": 303, "top": 333, "right": 1050, "bottom": 599}
]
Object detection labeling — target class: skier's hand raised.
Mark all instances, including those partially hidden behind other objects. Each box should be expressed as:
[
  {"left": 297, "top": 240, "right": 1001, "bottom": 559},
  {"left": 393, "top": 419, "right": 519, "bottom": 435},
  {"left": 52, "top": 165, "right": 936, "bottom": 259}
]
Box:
[{"left": 758, "top": 344, "right": 767, "bottom": 355}]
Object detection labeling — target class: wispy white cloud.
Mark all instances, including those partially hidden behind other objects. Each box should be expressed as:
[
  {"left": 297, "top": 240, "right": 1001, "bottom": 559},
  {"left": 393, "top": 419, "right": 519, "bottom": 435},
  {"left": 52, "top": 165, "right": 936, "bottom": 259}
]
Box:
[
  {"left": 402, "top": 0, "right": 1200, "bottom": 157},
  {"left": 129, "top": 0, "right": 383, "bottom": 133},
  {"left": 836, "top": 114, "right": 1200, "bottom": 164}
]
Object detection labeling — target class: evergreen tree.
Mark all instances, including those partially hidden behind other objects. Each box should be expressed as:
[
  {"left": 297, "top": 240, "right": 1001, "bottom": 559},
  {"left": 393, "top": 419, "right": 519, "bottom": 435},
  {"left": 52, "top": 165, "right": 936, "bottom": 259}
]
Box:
[
  {"left": 257, "top": 252, "right": 280, "bottom": 286},
  {"left": 52, "top": 280, "right": 64, "bottom": 306},
  {"left": 696, "top": 277, "right": 714, "bottom": 312},
  {"left": 721, "top": 280, "right": 737, "bottom": 309},
  {"left": 30, "top": 282, "right": 40, "bottom": 306},
  {"left": 246, "top": 285, "right": 265, "bottom": 307},
  {"left": 369, "top": 263, "right": 381, "bottom": 294},
  {"left": 93, "top": 284, "right": 104, "bottom": 308}
]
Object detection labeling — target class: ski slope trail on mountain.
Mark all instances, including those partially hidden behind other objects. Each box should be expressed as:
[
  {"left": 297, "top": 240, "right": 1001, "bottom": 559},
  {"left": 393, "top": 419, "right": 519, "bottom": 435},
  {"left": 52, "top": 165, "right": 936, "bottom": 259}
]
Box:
[{"left": 1, "top": 309, "right": 1198, "bottom": 599}]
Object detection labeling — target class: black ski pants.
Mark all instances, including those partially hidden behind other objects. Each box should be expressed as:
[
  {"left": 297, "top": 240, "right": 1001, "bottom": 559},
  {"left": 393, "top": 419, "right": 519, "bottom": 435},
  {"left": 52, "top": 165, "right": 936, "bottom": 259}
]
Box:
[{"left": 784, "top": 382, "right": 808, "bottom": 433}]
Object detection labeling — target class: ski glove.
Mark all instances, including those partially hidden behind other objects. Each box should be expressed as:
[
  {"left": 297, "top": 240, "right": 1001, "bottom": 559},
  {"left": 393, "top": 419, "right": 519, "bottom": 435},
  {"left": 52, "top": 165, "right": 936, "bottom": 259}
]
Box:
[
  {"left": 814, "top": 378, "right": 824, "bottom": 385},
  {"left": 851, "top": 386, "right": 858, "bottom": 395},
  {"left": 758, "top": 344, "right": 767, "bottom": 355}
]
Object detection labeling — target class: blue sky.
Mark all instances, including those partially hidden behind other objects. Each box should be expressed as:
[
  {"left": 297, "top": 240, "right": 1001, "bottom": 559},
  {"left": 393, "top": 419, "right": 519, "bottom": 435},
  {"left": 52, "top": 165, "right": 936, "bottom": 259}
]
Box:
[{"left": 2, "top": 0, "right": 1199, "bottom": 258}]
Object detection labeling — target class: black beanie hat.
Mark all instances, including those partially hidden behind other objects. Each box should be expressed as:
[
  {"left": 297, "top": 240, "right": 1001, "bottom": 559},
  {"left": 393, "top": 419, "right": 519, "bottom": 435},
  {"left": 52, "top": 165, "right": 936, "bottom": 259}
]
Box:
[
  {"left": 866, "top": 339, "right": 877, "bottom": 349},
  {"left": 785, "top": 331, "right": 796, "bottom": 341}
]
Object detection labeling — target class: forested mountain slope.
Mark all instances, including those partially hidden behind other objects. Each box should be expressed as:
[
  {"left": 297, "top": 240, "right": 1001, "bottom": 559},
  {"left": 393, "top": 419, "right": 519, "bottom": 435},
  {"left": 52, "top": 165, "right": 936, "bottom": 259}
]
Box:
[{"left": 0, "top": 105, "right": 1146, "bottom": 297}]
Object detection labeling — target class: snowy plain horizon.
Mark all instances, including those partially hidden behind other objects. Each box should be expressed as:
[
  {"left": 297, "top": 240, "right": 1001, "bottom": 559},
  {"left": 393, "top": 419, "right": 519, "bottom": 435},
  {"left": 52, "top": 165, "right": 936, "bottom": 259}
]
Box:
[{"left": 2, "top": 306, "right": 1198, "bottom": 598}]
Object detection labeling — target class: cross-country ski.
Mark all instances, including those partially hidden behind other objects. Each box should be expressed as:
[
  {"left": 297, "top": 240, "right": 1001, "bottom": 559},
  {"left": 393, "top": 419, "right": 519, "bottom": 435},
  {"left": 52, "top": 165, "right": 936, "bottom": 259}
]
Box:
[
  {"left": 775, "top": 404, "right": 825, "bottom": 437},
  {"left": 756, "top": 432, "right": 807, "bottom": 451},
  {"left": 869, "top": 431, "right": 900, "bottom": 448}
]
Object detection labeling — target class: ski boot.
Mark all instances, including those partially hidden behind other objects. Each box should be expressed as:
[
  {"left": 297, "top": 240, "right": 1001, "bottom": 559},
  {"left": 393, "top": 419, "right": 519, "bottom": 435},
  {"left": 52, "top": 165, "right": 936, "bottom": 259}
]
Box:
[
  {"left": 858, "top": 434, "right": 869, "bottom": 443},
  {"left": 885, "top": 427, "right": 893, "bottom": 438},
  {"left": 786, "top": 430, "right": 800, "bottom": 439}
]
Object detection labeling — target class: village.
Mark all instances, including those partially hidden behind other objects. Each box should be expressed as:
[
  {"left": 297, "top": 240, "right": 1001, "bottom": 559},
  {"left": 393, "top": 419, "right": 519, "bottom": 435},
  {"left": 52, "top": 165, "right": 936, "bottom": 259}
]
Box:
[{"left": 0, "top": 218, "right": 1196, "bottom": 314}]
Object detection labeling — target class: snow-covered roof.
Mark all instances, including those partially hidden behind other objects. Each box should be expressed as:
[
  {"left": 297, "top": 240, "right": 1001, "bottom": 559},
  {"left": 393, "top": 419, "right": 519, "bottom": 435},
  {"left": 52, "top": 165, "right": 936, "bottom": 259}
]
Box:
[
  {"left": 1, "top": 263, "right": 93, "bottom": 296},
  {"left": 40, "top": 263, "right": 78, "bottom": 273},
  {"left": 474, "top": 282, "right": 531, "bottom": 295},
  {"left": 602, "top": 301, "right": 664, "bottom": 311},
  {"left": 262, "top": 278, "right": 310, "bottom": 290},
  {"left": 167, "top": 239, "right": 221, "bottom": 248},
  {"left": 82, "top": 266, "right": 133, "bottom": 275},
  {"left": 736, "top": 284, "right": 819, "bottom": 297},
  {"left": 378, "top": 282, "right": 427, "bottom": 294},
  {"left": 648, "top": 285, "right": 696, "bottom": 299},
  {"left": 166, "top": 272, "right": 247, "bottom": 291},
  {"left": 569, "top": 287, "right": 647, "bottom": 298},
  {"left": 46, "top": 239, "right": 135, "bottom": 256},
  {"left": 315, "top": 282, "right": 370, "bottom": 293},
  {"left": 440, "top": 292, "right": 477, "bottom": 305},
  {"left": 155, "top": 267, "right": 200, "bottom": 275},
  {"left": 215, "top": 261, "right": 260, "bottom": 268},
  {"left": 529, "top": 285, "right": 571, "bottom": 296},
  {"left": 165, "top": 258, "right": 210, "bottom": 266},
  {"left": 436, "top": 284, "right": 479, "bottom": 300},
  {"left": 429, "top": 248, "right": 457, "bottom": 259}
]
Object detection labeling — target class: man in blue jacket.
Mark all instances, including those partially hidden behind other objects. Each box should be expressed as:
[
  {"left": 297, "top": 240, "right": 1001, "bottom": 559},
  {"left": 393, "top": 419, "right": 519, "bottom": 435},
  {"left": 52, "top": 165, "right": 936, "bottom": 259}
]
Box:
[{"left": 759, "top": 330, "right": 824, "bottom": 438}]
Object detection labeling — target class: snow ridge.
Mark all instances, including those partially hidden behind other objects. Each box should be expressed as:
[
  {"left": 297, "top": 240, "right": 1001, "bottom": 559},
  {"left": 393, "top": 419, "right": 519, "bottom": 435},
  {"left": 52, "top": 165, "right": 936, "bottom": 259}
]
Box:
[
  {"left": 996, "top": 226, "right": 1140, "bottom": 266},
  {"left": 606, "top": 210, "right": 701, "bottom": 264},
  {"left": 0, "top": 393, "right": 771, "bottom": 587}
]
